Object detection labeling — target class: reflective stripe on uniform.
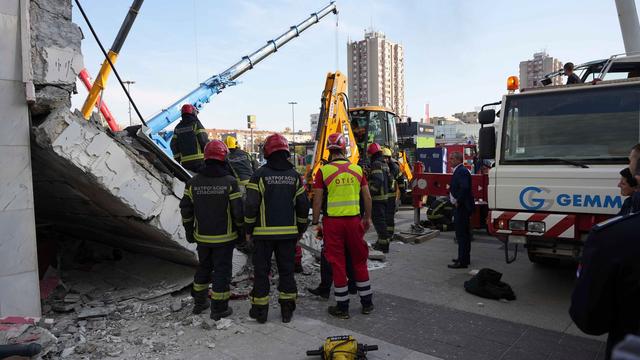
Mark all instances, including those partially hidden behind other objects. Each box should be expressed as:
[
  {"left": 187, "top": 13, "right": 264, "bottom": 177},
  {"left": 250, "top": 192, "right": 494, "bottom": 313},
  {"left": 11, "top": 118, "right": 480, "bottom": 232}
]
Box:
[
  {"left": 295, "top": 187, "right": 306, "bottom": 197},
  {"left": 239, "top": 179, "right": 250, "bottom": 186},
  {"left": 211, "top": 291, "right": 230, "bottom": 300},
  {"left": 296, "top": 217, "right": 308, "bottom": 224},
  {"left": 251, "top": 295, "right": 270, "bottom": 305},
  {"left": 372, "top": 195, "right": 387, "bottom": 201},
  {"left": 182, "top": 217, "right": 193, "bottom": 223},
  {"left": 279, "top": 292, "right": 297, "bottom": 300},
  {"left": 259, "top": 178, "right": 266, "bottom": 227},
  {"left": 181, "top": 153, "right": 204, "bottom": 162},
  {"left": 244, "top": 216, "right": 256, "bottom": 224},
  {"left": 229, "top": 192, "right": 242, "bottom": 200},
  {"left": 184, "top": 187, "right": 192, "bottom": 200},
  {"left": 246, "top": 182, "right": 259, "bottom": 191},
  {"left": 194, "top": 231, "right": 238, "bottom": 243},
  {"left": 253, "top": 226, "right": 298, "bottom": 235},
  {"left": 320, "top": 161, "right": 363, "bottom": 217},
  {"left": 193, "top": 282, "right": 209, "bottom": 292}
]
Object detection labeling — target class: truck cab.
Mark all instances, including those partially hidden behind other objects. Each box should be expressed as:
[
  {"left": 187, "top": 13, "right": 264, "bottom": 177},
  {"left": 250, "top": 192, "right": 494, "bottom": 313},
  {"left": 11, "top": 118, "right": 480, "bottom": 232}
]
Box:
[{"left": 479, "top": 74, "right": 640, "bottom": 263}]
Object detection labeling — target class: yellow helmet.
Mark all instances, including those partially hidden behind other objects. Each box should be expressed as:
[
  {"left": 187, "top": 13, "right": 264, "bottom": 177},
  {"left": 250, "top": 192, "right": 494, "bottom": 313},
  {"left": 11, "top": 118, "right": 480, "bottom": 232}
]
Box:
[
  {"left": 382, "top": 148, "right": 392, "bottom": 157},
  {"left": 224, "top": 136, "right": 237, "bottom": 149}
]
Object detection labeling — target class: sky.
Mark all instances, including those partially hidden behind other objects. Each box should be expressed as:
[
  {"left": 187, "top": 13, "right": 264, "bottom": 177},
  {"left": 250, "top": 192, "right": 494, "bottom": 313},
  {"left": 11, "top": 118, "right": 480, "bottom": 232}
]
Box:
[{"left": 71, "top": 0, "right": 629, "bottom": 132}]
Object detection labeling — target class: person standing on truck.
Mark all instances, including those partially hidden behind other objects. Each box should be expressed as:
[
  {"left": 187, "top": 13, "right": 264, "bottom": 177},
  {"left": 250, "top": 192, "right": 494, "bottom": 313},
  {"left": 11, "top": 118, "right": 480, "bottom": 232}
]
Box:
[
  {"left": 245, "top": 133, "right": 309, "bottom": 324},
  {"left": 312, "top": 133, "right": 374, "bottom": 319},
  {"left": 180, "top": 140, "right": 244, "bottom": 320},
  {"left": 367, "top": 143, "right": 391, "bottom": 253},
  {"left": 564, "top": 62, "right": 583, "bottom": 85},
  {"left": 618, "top": 168, "right": 638, "bottom": 216},
  {"left": 448, "top": 152, "right": 474, "bottom": 269},
  {"left": 170, "top": 104, "right": 209, "bottom": 174},
  {"left": 570, "top": 211, "right": 640, "bottom": 360},
  {"left": 224, "top": 136, "right": 258, "bottom": 194}
]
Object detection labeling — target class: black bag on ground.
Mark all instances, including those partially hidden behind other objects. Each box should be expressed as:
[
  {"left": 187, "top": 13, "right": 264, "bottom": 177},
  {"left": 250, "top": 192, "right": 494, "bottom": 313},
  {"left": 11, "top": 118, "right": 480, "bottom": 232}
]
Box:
[{"left": 464, "top": 268, "right": 516, "bottom": 301}]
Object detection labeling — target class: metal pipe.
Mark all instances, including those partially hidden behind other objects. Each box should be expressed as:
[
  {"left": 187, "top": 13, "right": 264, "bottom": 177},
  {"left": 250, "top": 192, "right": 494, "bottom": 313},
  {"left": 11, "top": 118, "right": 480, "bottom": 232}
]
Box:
[{"left": 616, "top": 0, "right": 640, "bottom": 54}]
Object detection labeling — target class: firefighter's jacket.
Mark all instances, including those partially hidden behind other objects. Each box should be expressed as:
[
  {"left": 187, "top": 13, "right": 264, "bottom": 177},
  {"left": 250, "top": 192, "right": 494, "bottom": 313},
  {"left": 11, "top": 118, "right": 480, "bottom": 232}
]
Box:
[
  {"left": 227, "top": 148, "right": 257, "bottom": 184},
  {"left": 180, "top": 163, "right": 244, "bottom": 245},
  {"left": 245, "top": 158, "right": 309, "bottom": 240},
  {"left": 387, "top": 158, "right": 405, "bottom": 197},
  {"left": 368, "top": 154, "right": 390, "bottom": 203},
  {"left": 170, "top": 113, "right": 209, "bottom": 171}
]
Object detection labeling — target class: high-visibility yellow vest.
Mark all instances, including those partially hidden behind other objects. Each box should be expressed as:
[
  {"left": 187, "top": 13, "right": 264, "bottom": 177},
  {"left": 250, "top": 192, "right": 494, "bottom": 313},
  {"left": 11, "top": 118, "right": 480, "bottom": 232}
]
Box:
[{"left": 320, "top": 160, "right": 363, "bottom": 217}]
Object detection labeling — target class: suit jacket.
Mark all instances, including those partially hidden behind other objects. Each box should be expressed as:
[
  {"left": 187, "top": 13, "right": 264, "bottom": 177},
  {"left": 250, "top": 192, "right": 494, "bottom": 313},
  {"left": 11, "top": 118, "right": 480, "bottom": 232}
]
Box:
[{"left": 450, "top": 164, "right": 474, "bottom": 213}]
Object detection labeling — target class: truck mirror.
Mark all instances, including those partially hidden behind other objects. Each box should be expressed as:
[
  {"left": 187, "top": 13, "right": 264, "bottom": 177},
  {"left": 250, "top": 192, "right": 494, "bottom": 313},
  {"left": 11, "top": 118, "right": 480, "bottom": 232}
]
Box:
[
  {"left": 478, "top": 126, "right": 496, "bottom": 159},
  {"left": 478, "top": 109, "right": 496, "bottom": 125}
]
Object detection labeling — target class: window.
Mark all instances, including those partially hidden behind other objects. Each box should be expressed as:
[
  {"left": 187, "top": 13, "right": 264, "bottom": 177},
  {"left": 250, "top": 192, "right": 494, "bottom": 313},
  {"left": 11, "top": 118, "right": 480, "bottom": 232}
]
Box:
[{"left": 502, "top": 83, "right": 640, "bottom": 164}]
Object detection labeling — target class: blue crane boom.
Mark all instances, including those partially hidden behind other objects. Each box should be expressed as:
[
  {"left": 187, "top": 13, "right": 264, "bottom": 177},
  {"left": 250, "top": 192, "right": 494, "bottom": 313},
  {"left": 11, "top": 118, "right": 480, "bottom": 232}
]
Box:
[{"left": 144, "top": 2, "right": 338, "bottom": 154}]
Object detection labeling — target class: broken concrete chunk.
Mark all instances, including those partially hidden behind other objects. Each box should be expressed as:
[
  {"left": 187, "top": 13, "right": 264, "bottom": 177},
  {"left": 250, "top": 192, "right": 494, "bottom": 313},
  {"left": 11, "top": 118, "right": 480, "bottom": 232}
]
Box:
[
  {"left": 63, "top": 293, "right": 81, "bottom": 303},
  {"left": 368, "top": 250, "right": 386, "bottom": 261},
  {"left": 170, "top": 299, "right": 183, "bottom": 312},
  {"left": 52, "top": 302, "right": 76, "bottom": 313},
  {"left": 215, "top": 318, "right": 233, "bottom": 330},
  {"left": 76, "top": 306, "right": 115, "bottom": 319}
]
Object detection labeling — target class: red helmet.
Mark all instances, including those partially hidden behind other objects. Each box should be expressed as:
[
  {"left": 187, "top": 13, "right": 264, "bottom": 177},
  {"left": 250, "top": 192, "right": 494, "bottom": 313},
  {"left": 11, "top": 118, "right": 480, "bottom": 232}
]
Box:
[
  {"left": 263, "top": 133, "right": 289, "bottom": 158},
  {"left": 367, "top": 142, "right": 382, "bottom": 155},
  {"left": 327, "top": 133, "right": 346, "bottom": 151},
  {"left": 204, "top": 140, "right": 228, "bottom": 161},
  {"left": 181, "top": 104, "right": 197, "bottom": 115}
]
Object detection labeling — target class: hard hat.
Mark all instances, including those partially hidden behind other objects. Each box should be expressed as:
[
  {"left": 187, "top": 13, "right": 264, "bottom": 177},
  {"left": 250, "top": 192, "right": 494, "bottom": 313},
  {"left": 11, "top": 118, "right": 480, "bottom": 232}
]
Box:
[
  {"left": 367, "top": 142, "right": 382, "bottom": 155},
  {"left": 327, "top": 133, "right": 346, "bottom": 151},
  {"left": 382, "top": 148, "right": 392, "bottom": 157},
  {"left": 204, "top": 140, "right": 228, "bottom": 161},
  {"left": 181, "top": 104, "right": 197, "bottom": 115},
  {"left": 224, "top": 136, "right": 238, "bottom": 149},
  {"left": 263, "top": 133, "right": 289, "bottom": 158}
]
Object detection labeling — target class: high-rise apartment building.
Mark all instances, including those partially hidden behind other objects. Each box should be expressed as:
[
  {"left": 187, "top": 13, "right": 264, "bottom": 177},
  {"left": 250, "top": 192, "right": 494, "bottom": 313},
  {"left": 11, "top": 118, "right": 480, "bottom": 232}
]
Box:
[
  {"left": 519, "top": 51, "right": 563, "bottom": 89},
  {"left": 347, "top": 31, "right": 405, "bottom": 116}
]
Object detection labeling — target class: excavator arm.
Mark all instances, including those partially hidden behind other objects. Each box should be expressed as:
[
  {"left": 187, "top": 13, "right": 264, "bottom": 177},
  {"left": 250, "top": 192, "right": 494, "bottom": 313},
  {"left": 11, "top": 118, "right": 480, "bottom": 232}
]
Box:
[{"left": 306, "top": 71, "right": 359, "bottom": 186}]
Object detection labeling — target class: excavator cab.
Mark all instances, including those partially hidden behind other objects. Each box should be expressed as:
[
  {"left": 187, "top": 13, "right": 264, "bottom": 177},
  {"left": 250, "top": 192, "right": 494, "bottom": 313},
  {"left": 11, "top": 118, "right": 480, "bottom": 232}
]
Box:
[{"left": 349, "top": 106, "right": 399, "bottom": 165}]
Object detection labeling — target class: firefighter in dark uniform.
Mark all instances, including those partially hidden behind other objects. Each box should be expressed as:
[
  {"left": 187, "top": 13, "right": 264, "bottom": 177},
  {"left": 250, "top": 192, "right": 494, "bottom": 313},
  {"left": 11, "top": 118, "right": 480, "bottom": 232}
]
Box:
[
  {"left": 570, "top": 212, "right": 640, "bottom": 360},
  {"left": 180, "top": 140, "right": 244, "bottom": 320},
  {"left": 224, "top": 136, "right": 258, "bottom": 194},
  {"left": 170, "top": 104, "right": 210, "bottom": 173},
  {"left": 382, "top": 147, "right": 404, "bottom": 239},
  {"left": 367, "top": 143, "right": 391, "bottom": 253},
  {"left": 245, "top": 133, "right": 309, "bottom": 324}
]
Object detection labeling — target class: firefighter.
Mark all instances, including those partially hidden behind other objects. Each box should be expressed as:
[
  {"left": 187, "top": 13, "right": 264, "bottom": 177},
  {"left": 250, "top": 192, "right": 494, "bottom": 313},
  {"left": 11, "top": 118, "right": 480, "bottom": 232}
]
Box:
[
  {"left": 367, "top": 143, "right": 391, "bottom": 253},
  {"left": 382, "top": 148, "right": 404, "bottom": 239},
  {"left": 311, "top": 133, "right": 373, "bottom": 319},
  {"left": 224, "top": 136, "right": 258, "bottom": 194},
  {"left": 179, "top": 140, "right": 244, "bottom": 320},
  {"left": 245, "top": 133, "right": 309, "bottom": 324},
  {"left": 170, "top": 104, "right": 210, "bottom": 173}
]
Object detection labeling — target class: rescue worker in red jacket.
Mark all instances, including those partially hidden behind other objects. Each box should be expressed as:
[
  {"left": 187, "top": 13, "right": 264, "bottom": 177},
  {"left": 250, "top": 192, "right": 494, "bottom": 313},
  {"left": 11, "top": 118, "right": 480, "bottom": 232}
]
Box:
[
  {"left": 179, "top": 140, "right": 244, "bottom": 320},
  {"left": 312, "top": 133, "right": 374, "bottom": 319},
  {"left": 367, "top": 143, "right": 391, "bottom": 253},
  {"left": 170, "top": 104, "right": 210, "bottom": 173},
  {"left": 245, "top": 133, "right": 309, "bottom": 324}
]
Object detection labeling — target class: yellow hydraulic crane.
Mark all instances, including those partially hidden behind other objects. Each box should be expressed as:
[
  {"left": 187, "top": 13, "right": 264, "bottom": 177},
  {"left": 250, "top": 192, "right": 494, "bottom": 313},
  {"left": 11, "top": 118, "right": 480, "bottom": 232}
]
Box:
[
  {"left": 80, "top": 0, "right": 143, "bottom": 120},
  {"left": 306, "top": 71, "right": 359, "bottom": 185}
]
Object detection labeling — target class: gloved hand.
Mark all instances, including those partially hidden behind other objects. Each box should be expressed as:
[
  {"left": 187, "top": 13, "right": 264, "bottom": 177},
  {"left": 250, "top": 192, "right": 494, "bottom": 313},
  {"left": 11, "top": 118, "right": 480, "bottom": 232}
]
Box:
[{"left": 184, "top": 224, "right": 195, "bottom": 243}]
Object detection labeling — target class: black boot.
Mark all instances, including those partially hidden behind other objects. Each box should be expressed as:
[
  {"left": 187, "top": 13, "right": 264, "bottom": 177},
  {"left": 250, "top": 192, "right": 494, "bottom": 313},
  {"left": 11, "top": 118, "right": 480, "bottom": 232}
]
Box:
[
  {"left": 307, "top": 286, "right": 330, "bottom": 299},
  {"left": 372, "top": 241, "right": 389, "bottom": 254},
  {"left": 280, "top": 300, "right": 296, "bottom": 323},
  {"left": 249, "top": 304, "right": 269, "bottom": 324},
  {"left": 191, "top": 288, "right": 210, "bottom": 315},
  {"left": 294, "top": 263, "right": 304, "bottom": 273},
  {"left": 210, "top": 300, "right": 233, "bottom": 321},
  {"left": 328, "top": 305, "right": 350, "bottom": 319}
]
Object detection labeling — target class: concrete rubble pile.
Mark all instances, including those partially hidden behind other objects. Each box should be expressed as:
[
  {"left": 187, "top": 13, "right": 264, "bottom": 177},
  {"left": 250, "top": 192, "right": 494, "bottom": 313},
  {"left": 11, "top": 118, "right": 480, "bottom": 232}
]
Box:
[{"left": 26, "top": 0, "right": 248, "bottom": 266}]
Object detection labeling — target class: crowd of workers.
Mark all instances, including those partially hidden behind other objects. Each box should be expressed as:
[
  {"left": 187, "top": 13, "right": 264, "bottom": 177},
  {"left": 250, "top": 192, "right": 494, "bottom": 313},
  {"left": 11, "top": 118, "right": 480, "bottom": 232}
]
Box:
[{"left": 171, "top": 104, "right": 402, "bottom": 322}]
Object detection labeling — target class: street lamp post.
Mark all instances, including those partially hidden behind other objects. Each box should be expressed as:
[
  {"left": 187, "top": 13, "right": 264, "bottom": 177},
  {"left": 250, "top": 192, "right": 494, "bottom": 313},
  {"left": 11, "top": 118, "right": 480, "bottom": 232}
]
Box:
[
  {"left": 288, "top": 101, "right": 297, "bottom": 165},
  {"left": 123, "top": 80, "right": 136, "bottom": 126}
]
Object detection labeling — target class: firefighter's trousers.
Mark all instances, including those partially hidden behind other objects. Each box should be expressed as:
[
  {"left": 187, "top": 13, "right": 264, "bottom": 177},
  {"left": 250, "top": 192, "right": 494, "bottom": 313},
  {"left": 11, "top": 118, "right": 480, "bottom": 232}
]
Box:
[
  {"left": 192, "top": 243, "right": 235, "bottom": 302},
  {"left": 372, "top": 201, "right": 389, "bottom": 243},
  {"left": 251, "top": 238, "right": 298, "bottom": 306},
  {"left": 385, "top": 196, "right": 396, "bottom": 237}
]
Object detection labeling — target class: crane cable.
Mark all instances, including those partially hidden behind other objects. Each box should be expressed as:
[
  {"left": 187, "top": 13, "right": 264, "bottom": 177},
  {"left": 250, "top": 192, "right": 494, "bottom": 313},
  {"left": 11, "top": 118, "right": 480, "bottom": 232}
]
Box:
[
  {"left": 74, "top": 0, "right": 147, "bottom": 127},
  {"left": 335, "top": 10, "right": 339, "bottom": 72}
]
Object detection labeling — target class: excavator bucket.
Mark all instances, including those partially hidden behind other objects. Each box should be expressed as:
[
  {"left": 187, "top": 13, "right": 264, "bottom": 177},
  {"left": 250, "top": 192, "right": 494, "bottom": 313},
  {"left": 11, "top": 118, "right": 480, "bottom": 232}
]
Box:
[{"left": 306, "top": 71, "right": 359, "bottom": 187}]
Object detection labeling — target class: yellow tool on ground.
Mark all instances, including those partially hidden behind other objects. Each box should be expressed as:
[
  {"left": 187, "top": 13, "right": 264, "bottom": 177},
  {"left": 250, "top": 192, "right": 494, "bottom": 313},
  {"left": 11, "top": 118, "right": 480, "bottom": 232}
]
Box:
[{"left": 306, "top": 335, "right": 378, "bottom": 360}]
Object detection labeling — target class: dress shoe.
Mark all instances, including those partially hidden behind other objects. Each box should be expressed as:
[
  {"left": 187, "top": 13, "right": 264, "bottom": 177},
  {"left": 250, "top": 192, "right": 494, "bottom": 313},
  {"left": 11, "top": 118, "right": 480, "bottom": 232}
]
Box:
[{"left": 447, "top": 262, "right": 468, "bottom": 269}]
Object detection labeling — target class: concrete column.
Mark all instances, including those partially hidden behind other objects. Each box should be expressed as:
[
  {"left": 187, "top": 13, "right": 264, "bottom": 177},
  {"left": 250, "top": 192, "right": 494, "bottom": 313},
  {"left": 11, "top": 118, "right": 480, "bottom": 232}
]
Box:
[{"left": 0, "top": 0, "right": 41, "bottom": 317}]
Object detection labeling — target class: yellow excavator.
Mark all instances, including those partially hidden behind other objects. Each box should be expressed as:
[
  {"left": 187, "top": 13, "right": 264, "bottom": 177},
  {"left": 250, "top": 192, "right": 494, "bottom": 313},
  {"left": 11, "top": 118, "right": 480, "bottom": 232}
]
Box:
[{"left": 306, "top": 71, "right": 412, "bottom": 189}]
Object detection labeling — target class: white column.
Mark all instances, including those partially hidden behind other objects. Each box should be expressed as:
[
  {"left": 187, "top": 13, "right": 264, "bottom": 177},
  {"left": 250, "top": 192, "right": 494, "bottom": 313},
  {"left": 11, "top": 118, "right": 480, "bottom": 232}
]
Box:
[{"left": 0, "top": 0, "right": 41, "bottom": 317}]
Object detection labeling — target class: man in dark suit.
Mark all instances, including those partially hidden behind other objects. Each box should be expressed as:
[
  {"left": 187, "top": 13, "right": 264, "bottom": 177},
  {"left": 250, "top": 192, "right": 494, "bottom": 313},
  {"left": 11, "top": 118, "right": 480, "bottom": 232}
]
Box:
[{"left": 448, "top": 152, "right": 474, "bottom": 269}]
